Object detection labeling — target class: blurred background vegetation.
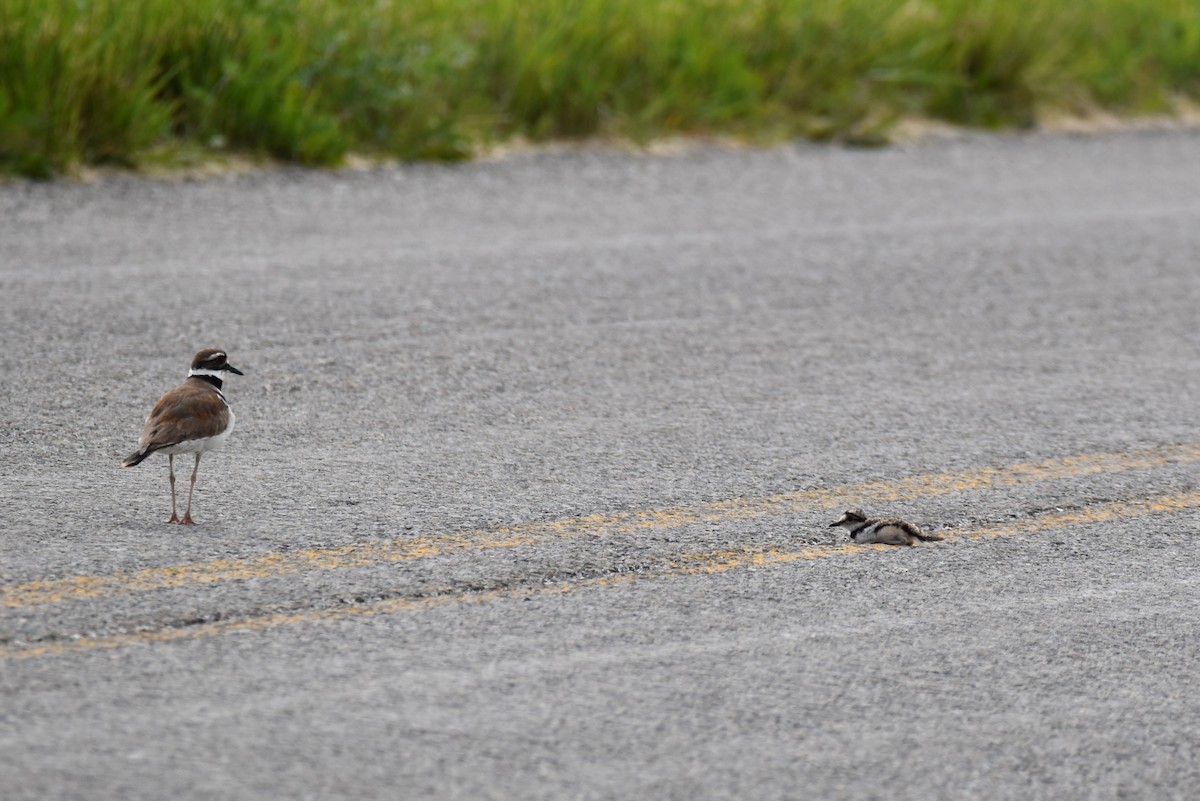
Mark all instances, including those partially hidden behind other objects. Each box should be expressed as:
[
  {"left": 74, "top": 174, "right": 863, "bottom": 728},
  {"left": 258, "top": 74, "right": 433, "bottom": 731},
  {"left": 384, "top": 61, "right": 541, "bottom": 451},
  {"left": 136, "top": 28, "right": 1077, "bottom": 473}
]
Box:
[{"left": 2, "top": 0, "right": 1198, "bottom": 178}]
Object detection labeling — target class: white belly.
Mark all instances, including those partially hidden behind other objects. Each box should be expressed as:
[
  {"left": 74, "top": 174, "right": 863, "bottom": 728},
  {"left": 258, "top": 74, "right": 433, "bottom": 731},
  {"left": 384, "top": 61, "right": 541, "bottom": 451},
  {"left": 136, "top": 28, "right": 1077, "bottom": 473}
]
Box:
[{"left": 160, "top": 411, "right": 236, "bottom": 455}]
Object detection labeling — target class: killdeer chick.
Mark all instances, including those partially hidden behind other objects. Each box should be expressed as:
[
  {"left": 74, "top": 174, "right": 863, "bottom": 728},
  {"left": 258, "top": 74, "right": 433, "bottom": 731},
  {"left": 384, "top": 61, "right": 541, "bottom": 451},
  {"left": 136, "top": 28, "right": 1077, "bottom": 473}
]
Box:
[
  {"left": 829, "top": 509, "right": 943, "bottom": 546},
  {"left": 121, "top": 348, "right": 244, "bottom": 524}
]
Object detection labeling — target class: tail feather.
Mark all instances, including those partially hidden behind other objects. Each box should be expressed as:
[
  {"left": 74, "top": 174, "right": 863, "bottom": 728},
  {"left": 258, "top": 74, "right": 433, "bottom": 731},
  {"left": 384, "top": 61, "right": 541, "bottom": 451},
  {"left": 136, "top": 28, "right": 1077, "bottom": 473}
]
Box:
[
  {"left": 121, "top": 447, "right": 152, "bottom": 467},
  {"left": 913, "top": 530, "right": 944, "bottom": 542}
]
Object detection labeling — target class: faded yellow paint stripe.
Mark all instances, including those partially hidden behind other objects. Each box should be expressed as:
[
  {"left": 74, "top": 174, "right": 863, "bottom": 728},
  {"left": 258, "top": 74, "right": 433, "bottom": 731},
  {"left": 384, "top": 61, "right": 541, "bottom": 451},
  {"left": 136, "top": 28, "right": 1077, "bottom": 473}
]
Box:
[
  {"left": 4, "top": 442, "right": 1200, "bottom": 611},
  {"left": 672, "top": 489, "right": 1200, "bottom": 572},
  {"left": 3, "top": 488, "right": 1199, "bottom": 662}
]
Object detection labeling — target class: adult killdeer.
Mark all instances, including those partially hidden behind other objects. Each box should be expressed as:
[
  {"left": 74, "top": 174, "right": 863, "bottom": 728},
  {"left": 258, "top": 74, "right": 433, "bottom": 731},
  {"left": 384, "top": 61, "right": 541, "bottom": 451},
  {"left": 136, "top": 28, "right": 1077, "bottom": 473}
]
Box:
[
  {"left": 829, "top": 509, "right": 943, "bottom": 546},
  {"left": 121, "top": 348, "right": 244, "bottom": 524}
]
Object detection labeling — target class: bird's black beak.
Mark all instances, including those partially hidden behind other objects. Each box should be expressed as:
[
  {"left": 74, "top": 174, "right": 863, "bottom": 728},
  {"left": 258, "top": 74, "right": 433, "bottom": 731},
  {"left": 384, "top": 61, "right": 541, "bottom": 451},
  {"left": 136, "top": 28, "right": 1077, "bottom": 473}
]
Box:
[
  {"left": 828, "top": 520, "right": 841, "bottom": 527},
  {"left": 225, "top": 364, "right": 244, "bottom": 376}
]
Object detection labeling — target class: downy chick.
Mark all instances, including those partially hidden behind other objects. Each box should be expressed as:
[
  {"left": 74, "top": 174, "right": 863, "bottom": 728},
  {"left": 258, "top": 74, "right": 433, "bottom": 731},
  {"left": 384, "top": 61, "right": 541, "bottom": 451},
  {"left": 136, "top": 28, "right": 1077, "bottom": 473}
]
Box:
[{"left": 829, "top": 509, "right": 943, "bottom": 546}]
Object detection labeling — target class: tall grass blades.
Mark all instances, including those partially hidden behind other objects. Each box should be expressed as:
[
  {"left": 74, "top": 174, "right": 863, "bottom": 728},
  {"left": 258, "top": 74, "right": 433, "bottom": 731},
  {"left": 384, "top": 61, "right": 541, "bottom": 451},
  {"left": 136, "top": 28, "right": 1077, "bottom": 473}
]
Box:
[{"left": 2, "top": 0, "right": 1199, "bottom": 178}]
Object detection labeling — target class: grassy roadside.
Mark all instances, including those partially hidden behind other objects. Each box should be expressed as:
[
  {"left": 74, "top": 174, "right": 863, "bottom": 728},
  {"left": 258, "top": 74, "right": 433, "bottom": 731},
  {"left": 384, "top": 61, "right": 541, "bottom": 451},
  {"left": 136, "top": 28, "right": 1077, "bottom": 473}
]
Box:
[{"left": 2, "top": 0, "right": 1199, "bottom": 178}]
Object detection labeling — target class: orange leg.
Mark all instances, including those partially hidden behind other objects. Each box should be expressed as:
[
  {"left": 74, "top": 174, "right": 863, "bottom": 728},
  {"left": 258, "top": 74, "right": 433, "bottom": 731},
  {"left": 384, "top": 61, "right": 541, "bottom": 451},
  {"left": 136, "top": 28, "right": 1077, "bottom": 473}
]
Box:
[
  {"left": 167, "top": 454, "right": 180, "bottom": 524},
  {"left": 181, "top": 453, "right": 201, "bottom": 525}
]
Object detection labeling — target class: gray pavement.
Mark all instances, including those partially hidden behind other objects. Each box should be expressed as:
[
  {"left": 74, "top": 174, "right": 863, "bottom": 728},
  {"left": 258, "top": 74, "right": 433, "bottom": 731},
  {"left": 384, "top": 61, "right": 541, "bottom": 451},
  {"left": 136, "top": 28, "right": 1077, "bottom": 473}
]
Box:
[{"left": 2, "top": 129, "right": 1200, "bottom": 799}]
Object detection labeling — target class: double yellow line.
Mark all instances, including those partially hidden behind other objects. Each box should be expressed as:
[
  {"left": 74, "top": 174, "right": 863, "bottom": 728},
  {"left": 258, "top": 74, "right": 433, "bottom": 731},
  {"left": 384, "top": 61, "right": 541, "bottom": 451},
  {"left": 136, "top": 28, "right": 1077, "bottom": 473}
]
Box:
[
  {"left": 2, "top": 442, "right": 1198, "bottom": 661},
  {"left": 5, "top": 488, "right": 1200, "bottom": 663},
  {"left": 5, "top": 442, "right": 1198, "bottom": 611}
]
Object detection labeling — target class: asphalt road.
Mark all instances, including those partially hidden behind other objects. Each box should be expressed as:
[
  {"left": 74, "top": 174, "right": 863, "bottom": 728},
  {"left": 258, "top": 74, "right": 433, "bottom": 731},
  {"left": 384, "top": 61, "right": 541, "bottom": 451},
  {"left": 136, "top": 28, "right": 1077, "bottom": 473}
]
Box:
[{"left": 2, "top": 129, "right": 1200, "bottom": 800}]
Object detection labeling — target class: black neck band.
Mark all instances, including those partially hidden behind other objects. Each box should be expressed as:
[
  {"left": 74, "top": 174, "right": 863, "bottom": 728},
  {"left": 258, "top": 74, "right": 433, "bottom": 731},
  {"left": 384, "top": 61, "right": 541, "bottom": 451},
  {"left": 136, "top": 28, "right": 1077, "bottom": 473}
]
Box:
[{"left": 190, "top": 374, "right": 224, "bottom": 390}]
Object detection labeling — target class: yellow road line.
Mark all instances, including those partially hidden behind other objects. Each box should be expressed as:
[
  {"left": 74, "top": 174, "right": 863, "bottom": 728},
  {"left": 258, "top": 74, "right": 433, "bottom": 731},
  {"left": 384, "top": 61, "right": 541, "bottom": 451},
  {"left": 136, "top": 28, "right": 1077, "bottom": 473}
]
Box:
[
  {"left": 675, "top": 489, "right": 1200, "bottom": 571},
  {"left": 3, "top": 488, "right": 1199, "bottom": 662},
  {"left": 4, "top": 442, "right": 1199, "bottom": 611}
]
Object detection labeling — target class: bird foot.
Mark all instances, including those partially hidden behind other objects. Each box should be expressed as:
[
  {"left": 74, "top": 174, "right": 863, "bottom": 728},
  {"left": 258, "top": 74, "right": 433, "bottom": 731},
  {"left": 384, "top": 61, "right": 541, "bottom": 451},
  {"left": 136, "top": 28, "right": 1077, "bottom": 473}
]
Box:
[
  {"left": 180, "top": 514, "right": 196, "bottom": 525},
  {"left": 168, "top": 513, "right": 180, "bottom": 524}
]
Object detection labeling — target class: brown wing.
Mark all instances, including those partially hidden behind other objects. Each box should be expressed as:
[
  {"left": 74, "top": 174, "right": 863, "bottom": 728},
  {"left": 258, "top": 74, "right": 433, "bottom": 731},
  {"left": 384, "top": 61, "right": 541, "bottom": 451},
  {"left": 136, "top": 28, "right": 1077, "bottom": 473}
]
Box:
[{"left": 138, "top": 381, "right": 229, "bottom": 450}]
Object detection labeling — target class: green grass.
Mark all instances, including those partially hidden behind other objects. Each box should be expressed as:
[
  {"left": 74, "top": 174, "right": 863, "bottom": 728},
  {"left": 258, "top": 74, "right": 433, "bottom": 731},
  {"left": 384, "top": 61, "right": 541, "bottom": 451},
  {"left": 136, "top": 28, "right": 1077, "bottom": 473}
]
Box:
[{"left": 2, "top": 0, "right": 1199, "bottom": 177}]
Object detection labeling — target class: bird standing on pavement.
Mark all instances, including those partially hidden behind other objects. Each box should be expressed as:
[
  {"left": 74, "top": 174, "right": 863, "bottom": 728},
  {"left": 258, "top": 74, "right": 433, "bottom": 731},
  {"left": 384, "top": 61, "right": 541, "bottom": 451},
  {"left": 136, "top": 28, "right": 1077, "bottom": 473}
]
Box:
[
  {"left": 829, "top": 509, "right": 943, "bottom": 546},
  {"left": 121, "top": 348, "right": 244, "bottom": 524}
]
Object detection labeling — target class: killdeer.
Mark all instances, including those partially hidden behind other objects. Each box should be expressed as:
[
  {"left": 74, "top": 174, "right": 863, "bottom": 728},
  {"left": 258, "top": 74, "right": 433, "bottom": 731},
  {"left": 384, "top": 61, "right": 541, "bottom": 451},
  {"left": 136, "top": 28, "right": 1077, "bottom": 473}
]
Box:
[
  {"left": 829, "top": 509, "right": 943, "bottom": 546},
  {"left": 121, "top": 348, "right": 244, "bottom": 524}
]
